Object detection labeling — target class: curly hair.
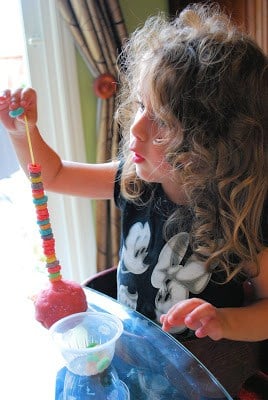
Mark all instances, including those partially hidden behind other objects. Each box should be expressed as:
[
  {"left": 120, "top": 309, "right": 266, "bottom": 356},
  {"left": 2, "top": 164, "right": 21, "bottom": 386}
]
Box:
[{"left": 116, "top": 2, "right": 268, "bottom": 280}]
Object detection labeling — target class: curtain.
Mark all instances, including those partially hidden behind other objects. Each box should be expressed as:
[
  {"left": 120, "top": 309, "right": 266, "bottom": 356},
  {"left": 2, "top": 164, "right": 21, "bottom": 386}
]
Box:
[{"left": 56, "top": 0, "right": 128, "bottom": 271}]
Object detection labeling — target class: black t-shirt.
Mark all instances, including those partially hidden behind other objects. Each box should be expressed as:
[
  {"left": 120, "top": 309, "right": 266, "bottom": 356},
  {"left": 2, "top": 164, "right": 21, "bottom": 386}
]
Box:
[{"left": 114, "top": 162, "right": 267, "bottom": 336}]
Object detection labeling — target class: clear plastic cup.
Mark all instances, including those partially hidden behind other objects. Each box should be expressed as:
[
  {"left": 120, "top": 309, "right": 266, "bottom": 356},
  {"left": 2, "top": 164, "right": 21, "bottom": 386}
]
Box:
[
  {"left": 50, "top": 311, "right": 123, "bottom": 376},
  {"left": 62, "top": 365, "right": 130, "bottom": 399}
]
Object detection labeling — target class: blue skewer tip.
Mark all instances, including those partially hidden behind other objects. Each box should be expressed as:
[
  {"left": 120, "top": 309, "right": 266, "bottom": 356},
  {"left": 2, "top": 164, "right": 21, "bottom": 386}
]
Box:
[{"left": 9, "top": 107, "right": 25, "bottom": 118}]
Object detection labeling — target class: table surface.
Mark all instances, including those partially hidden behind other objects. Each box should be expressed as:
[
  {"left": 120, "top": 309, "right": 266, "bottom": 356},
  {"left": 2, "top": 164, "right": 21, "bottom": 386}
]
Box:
[
  {"left": 62, "top": 287, "right": 232, "bottom": 400},
  {"left": 3, "top": 286, "right": 232, "bottom": 400}
]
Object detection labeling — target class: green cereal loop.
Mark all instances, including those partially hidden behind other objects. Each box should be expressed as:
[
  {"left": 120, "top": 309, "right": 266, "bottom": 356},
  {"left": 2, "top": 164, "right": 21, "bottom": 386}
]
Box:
[
  {"left": 49, "top": 272, "right": 61, "bottom": 279},
  {"left": 97, "top": 356, "right": 110, "bottom": 372},
  {"left": 86, "top": 342, "right": 98, "bottom": 348},
  {"left": 87, "top": 353, "right": 99, "bottom": 362}
]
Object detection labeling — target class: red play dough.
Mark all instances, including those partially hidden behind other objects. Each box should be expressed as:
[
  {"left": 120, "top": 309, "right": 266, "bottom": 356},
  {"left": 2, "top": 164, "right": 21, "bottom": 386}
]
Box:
[{"left": 34, "top": 279, "right": 88, "bottom": 329}]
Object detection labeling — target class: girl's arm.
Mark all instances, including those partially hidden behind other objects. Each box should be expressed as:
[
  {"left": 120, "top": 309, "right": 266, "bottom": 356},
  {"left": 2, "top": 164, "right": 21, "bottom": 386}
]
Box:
[
  {"left": 0, "top": 87, "right": 118, "bottom": 199},
  {"left": 161, "top": 247, "right": 268, "bottom": 342}
]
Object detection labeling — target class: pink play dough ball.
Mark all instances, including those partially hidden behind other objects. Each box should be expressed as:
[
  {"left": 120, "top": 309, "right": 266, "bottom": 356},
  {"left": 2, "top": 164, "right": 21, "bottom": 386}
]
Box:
[{"left": 34, "top": 279, "right": 88, "bottom": 329}]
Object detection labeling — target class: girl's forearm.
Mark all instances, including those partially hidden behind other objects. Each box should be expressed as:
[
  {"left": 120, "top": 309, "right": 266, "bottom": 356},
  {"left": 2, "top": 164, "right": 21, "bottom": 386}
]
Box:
[
  {"left": 9, "top": 125, "right": 63, "bottom": 188},
  {"left": 8, "top": 123, "right": 118, "bottom": 198},
  {"left": 220, "top": 299, "right": 268, "bottom": 341}
]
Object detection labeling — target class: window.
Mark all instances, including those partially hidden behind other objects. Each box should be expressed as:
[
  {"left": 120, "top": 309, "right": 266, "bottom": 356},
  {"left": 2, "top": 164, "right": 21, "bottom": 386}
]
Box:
[{"left": 2, "top": 0, "right": 96, "bottom": 283}]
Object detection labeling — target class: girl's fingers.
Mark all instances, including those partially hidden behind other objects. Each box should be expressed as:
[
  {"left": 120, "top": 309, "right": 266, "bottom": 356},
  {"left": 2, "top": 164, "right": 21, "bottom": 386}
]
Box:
[
  {"left": 160, "top": 298, "right": 223, "bottom": 340},
  {"left": 20, "top": 88, "right": 38, "bottom": 123},
  {"left": 184, "top": 302, "right": 216, "bottom": 327},
  {"left": 9, "top": 88, "right": 24, "bottom": 109},
  {"left": 0, "top": 89, "right": 11, "bottom": 99},
  {"left": 160, "top": 298, "right": 206, "bottom": 332},
  {"left": 0, "top": 90, "right": 11, "bottom": 108},
  {"left": 195, "top": 318, "right": 223, "bottom": 341},
  {"left": 21, "top": 87, "right": 37, "bottom": 105},
  {"left": 166, "top": 298, "right": 207, "bottom": 325}
]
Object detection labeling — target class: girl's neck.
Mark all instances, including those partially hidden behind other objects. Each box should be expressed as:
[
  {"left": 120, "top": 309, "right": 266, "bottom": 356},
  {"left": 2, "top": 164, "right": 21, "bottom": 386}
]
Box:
[{"left": 161, "top": 182, "right": 189, "bottom": 205}]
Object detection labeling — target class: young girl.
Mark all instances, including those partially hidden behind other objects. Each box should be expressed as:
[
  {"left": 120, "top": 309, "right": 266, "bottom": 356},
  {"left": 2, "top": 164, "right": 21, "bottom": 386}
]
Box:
[{"left": 0, "top": 3, "right": 267, "bottom": 397}]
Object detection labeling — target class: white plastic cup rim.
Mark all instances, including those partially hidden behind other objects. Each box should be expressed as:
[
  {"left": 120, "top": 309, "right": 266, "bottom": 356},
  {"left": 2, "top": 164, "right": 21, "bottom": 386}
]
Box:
[{"left": 49, "top": 311, "right": 124, "bottom": 353}]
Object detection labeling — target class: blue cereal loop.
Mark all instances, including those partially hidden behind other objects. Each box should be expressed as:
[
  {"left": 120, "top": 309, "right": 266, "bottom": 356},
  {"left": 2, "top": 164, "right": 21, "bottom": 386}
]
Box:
[
  {"left": 33, "top": 195, "right": 48, "bottom": 205},
  {"left": 40, "top": 228, "right": 53, "bottom": 236},
  {"left": 31, "top": 183, "right": 43, "bottom": 190},
  {"left": 37, "top": 218, "right": 50, "bottom": 226},
  {"left": 9, "top": 107, "right": 25, "bottom": 118}
]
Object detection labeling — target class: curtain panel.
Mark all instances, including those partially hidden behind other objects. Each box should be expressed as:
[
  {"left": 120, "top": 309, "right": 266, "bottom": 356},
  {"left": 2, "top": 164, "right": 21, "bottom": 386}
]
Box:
[{"left": 56, "top": 0, "right": 128, "bottom": 272}]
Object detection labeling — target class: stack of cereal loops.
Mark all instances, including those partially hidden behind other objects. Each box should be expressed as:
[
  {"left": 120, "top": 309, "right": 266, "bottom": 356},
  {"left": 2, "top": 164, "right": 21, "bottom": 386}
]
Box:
[
  {"left": 28, "top": 163, "right": 62, "bottom": 282},
  {"left": 9, "top": 107, "right": 88, "bottom": 329}
]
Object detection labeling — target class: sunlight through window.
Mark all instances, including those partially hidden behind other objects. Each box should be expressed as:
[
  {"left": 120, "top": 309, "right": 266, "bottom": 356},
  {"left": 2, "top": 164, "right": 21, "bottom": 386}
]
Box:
[{"left": 0, "top": 0, "right": 47, "bottom": 300}]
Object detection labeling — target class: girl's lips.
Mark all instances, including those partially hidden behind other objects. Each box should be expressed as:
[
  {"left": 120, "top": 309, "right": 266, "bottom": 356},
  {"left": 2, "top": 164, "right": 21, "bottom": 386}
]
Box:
[{"left": 133, "top": 153, "right": 145, "bottom": 163}]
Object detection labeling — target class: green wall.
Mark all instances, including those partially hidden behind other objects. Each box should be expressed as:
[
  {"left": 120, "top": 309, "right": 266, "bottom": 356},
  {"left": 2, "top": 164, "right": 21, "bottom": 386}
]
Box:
[
  {"left": 76, "top": 54, "right": 96, "bottom": 162},
  {"left": 76, "top": 0, "right": 168, "bottom": 163},
  {"left": 119, "top": 0, "right": 168, "bottom": 32}
]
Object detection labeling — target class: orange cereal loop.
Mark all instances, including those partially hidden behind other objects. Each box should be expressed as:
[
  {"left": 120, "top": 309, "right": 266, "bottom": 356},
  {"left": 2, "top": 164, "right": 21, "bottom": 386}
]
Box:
[
  {"left": 49, "top": 274, "right": 62, "bottom": 282},
  {"left": 33, "top": 195, "right": 45, "bottom": 200},
  {"left": 32, "top": 191, "right": 43, "bottom": 196},
  {"left": 36, "top": 204, "right": 48, "bottom": 210},
  {"left": 40, "top": 223, "right": 51, "bottom": 230},
  {"left": 46, "top": 254, "right": 57, "bottom": 264}
]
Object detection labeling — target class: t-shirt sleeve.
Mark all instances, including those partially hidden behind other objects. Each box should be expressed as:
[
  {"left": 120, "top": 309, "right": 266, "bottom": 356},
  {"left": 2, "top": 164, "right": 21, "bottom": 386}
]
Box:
[{"left": 113, "top": 159, "right": 124, "bottom": 209}]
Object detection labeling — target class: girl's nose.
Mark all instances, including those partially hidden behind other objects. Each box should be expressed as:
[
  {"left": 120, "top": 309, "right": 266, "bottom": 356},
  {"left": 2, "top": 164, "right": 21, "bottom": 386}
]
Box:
[{"left": 130, "top": 112, "right": 148, "bottom": 142}]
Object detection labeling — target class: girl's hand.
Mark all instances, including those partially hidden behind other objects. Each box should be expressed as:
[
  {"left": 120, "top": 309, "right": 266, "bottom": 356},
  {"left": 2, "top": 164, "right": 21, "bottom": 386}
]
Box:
[
  {"left": 160, "top": 298, "right": 227, "bottom": 341},
  {"left": 0, "top": 87, "right": 37, "bottom": 133}
]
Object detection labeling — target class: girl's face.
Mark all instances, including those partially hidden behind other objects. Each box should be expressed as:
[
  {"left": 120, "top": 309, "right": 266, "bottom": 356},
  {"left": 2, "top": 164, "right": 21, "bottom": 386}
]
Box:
[{"left": 129, "top": 93, "right": 184, "bottom": 202}]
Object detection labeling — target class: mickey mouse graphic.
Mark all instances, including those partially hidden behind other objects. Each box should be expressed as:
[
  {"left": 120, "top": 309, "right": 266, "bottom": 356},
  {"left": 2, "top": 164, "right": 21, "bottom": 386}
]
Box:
[{"left": 118, "top": 222, "right": 210, "bottom": 332}]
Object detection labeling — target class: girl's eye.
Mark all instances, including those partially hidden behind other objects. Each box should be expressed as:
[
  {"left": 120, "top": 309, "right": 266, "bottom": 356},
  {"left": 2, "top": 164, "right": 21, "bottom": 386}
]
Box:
[
  {"left": 152, "top": 115, "right": 168, "bottom": 129},
  {"left": 156, "top": 118, "right": 167, "bottom": 128},
  {"left": 137, "top": 101, "right": 145, "bottom": 112}
]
